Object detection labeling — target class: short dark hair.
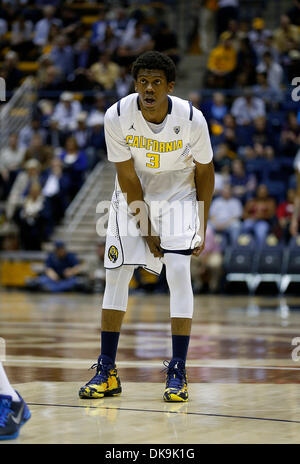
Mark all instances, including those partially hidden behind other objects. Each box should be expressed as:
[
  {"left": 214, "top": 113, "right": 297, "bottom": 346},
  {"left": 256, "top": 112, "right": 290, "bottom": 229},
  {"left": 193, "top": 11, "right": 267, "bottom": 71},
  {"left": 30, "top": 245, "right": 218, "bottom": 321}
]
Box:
[{"left": 131, "top": 51, "right": 176, "bottom": 83}]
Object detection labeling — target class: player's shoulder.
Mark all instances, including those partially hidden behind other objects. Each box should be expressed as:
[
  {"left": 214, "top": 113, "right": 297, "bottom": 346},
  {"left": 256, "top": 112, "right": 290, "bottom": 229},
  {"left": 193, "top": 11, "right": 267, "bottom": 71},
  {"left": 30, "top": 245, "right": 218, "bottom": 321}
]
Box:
[
  {"left": 170, "top": 95, "right": 206, "bottom": 124},
  {"left": 105, "top": 93, "right": 137, "bottom": 121}
]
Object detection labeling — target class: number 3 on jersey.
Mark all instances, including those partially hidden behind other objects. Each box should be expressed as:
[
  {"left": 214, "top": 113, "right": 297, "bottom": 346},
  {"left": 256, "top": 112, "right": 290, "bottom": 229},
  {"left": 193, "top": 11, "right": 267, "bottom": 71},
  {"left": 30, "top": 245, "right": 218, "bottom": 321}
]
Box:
[{"left": 146, "top": 152, "right": 160, "bottom": 169}]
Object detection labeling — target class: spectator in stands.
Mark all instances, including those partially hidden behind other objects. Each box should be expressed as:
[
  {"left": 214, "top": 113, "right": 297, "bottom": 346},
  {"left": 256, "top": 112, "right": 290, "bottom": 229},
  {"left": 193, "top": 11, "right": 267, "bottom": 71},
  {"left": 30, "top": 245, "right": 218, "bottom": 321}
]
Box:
[
  {"left": 188, "top": 91, "right": 202, "bottom": 111},
  {"left": 231, "top": 88, "right": 266, "bottom": 126},
  {"left": 41, "top": 157, "right": 70, "bottom": 234},
  {"left": 235, "top": 37, "right": 257, "bottom": 87},
  {"left": 50, "top": 34, "right": 74, "bottom": 80},
  {"left": 23, "top": 133, "right": 53, "bottom": 171},
  {"left": 207, "top": 92, "right": 228, "bottom": 125},
  {"left": 286, "top": 0, "right": 300, "bottom": 27},
  {"left": 116, "top": 20, "right": 154, "bottom": 67},
  {"left": 86, "top": 93, "right": 106, "bottom": 128},
  {"left": 274, "top": 15, "right": 300, "bottom": 55},
  {"left": 230, "top": 158, "right": 257, "bottom": 204},
  {"left": 86, "top": 115, "right": 106, "bottom": 169},
  {"left": 33, "top": 5, "right": 62, "bottom": 47},
  {"left": 276, "top": 188, "right": 296, "bottom": 242},
  {"left": 241, "top": 184, "right": 277, "bottom": 246},
  {"left": 209, "top": 183, "right": 243, "bottom": 244},
  {"left": 284, "top": 49, "right": 300, "bottom": 83},
  {"left": 33, "top": 241, "right": 83, "bottom": 293},
  {"left": 2, "top": 51, "right": 23, "bottom": 92},
  {"left": 206, "top": 31, "right": 237, "bottom": 88},
  {"left": 59, "top": 136, "right": 88, "bottom": 201},
  {"left": 43, "top": 22, "right": 62, "bottom": 55},
  {"left": 191, "top": 222, "right": 223, "bottom": 294},
  {"left": 96, "top": 23, "right": 121, "bottom": 57},
  {"left": 252, "top": 116, "right": 276, "bottom": 149},
  {"left": 214, "top": 163, "right": 231, "bottom": 196},
  {"left": 248, "top": 17, "right": 272, "bottom": 61},
  {"left": 256, "top": 51, "right": 284, "bottom": 92},
  {"left": 73, "top": 37, "right": 98, "bottom": 70},
  {"left": 19, "top": 117, "right": 48, "bottom": 150},
  {"left": 241, "top": 143, "right": 275, "bottom": 162},
  {"left": 115, "top": 66, "right": 134, "bottom": 99},
  {"left": 6, "top": 159, "right": 41, "bottom": 221},
  {"left": 0, "top": 17, "right": 7, "bottom": 44},
  {"left": 198, "top": 0, "right": 218, "bottom": 54},
  {"left": 52, "top": 91, "right": 82, "bottom": 133},
  {"left": 0, "top": 133, "right": 26, "bottom": 199},
  {"left": 252, "top": 71, "right": 283, "bottom": 103},
  {"left": 89, "top": 52, "right": 120, "bottom": 91},
  {"left": 59, "top": 5, "right": 81, "bottom": 39},
  {"left": 280, "top": 111, "right": 300, "bottom": 158},
  {"left": 46, "top": 116, "right": 65, "bottom": 150},
  {"left": 214, "top": 142, "right": 237, "bottom": 170},
  {"left": 152, "top": 20, "right": 180, "bottom": 65},
  {"left": 10, "top": 16, "right": 35, "bottom": 59},
  {"left": 72, "top": 112, "right": 90, "bottom": 150},
  {"left": 37, "top": 64, "right": 63, "bottom": 98},
  {"left": 13, "top": 180, "right": 46, "bottom": 250},
  {"left": 216, "top": 0, "right": 239, "bottom": 38},
  {"left": 36, "top": 53, "right": 54, "bottom": 82},
  {"left": 70, "top": 37, "right": 98, "bottom": 91},
  {"left": 90, "top": 7, "right": 111, "bottom": 47}
]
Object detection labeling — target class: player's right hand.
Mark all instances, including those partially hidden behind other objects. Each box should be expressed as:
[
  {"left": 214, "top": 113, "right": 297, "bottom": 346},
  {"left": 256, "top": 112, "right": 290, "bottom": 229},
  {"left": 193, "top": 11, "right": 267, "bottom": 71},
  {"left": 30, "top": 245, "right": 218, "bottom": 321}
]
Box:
[{"left": 145, "top": 235, "right": 164, "bottom": 258}]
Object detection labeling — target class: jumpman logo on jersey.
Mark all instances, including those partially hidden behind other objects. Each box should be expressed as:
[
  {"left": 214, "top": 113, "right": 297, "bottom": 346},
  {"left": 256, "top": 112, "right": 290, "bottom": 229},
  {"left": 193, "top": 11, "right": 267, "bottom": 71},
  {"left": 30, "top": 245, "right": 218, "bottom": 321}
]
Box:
[{"left": 129, "top": 123, "right": 136, "bottom": 131}]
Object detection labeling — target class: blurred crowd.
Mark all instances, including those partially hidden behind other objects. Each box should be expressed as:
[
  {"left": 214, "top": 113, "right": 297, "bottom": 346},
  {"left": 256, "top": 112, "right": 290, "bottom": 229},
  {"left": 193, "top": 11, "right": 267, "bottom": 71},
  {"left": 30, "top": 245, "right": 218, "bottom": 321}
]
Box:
[
  {"left": 188, "top": 0, "right": 300, "bottom": 293},
  {"left": 0, "top": 1, "right": 180, "bottom": 251},
  {"left": 0, "top": 0, "right": 300, "bottom": 294}
]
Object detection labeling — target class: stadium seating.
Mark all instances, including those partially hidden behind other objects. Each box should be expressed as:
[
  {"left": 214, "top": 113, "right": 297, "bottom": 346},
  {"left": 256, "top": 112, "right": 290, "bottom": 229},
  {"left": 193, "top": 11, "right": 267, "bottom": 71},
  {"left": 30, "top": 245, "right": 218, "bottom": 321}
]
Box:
[
  {"left": 251, "top": 234, "right": 285, "bottom": 293},
  {"left": 224, "top": 233, "right": 257, "bottom": 292},
  {"left": 280, "top": 236, "right": 300, "bottom": 294}
]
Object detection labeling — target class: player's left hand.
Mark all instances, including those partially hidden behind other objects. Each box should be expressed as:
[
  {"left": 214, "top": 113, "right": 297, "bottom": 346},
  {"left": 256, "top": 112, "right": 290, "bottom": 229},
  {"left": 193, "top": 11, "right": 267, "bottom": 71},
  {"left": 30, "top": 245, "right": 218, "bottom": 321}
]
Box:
[{"left": 192, "top": 242, "right": 205, "bottom": 256}]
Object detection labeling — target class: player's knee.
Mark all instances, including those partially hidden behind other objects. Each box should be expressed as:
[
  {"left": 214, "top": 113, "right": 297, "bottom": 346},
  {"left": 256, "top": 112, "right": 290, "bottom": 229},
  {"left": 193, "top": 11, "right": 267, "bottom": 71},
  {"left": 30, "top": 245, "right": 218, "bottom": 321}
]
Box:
[
  {"left": 164, "top": 253, "right": 192, "bottom": 290},
  {"left": 164, "top": 253, "right": 194, "bottom": 318},
  {"left": 102, "top": 265, "right": 134, "bottom": 311}
]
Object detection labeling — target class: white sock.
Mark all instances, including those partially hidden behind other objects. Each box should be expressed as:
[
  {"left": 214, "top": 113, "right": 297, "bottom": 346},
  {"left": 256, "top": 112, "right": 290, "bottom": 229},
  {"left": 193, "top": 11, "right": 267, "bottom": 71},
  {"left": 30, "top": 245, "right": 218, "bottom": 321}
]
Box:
[{"left": 0, "top": 362, "right": 20, "bottom": 402}]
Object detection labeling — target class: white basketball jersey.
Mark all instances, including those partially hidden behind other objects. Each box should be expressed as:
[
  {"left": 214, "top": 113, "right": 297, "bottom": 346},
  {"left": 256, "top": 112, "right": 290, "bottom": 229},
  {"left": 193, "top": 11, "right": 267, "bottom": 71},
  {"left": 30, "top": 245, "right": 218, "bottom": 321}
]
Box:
[
  {"left": 103, "top": 93, "right": 213, "bottom": 273},
  {"left": 104, "top": 93, "right": 213, "bottom": 203}
]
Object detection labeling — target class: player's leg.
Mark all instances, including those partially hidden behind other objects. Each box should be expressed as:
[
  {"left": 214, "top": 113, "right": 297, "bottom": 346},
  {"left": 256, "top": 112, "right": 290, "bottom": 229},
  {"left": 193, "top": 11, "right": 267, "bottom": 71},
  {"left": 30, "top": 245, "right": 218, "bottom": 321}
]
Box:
[
  {"left": 79, "top": 265, "right": 134, "bottom": 399},
  {"left": 0, "top": 362, "right": 31, "bottom": 440},
  {"left": 163, "top": 252, "right": 193, "bottom": 402}
]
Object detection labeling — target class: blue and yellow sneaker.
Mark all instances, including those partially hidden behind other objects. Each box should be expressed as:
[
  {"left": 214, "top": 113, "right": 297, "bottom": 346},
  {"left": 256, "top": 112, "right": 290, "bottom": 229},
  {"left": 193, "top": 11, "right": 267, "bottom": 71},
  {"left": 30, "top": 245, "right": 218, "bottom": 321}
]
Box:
[
  {"left": 163, "top": 359, "right": 188, "bottom": 402},
  {"left": 79, "top": 355, "right": 122, "bottom": 399},
  {"left": 0, "top": 392, "right": 31, "bottom": 440}
]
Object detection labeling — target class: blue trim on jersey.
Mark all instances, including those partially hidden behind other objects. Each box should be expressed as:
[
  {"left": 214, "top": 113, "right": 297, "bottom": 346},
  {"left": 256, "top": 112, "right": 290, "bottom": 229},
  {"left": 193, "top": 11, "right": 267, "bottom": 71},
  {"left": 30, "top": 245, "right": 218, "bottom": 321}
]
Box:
[
  {"left": 188, "top": 101, "right": 193, "bottom": 121},
  {"left": 117, "top": 100, "right": 121, "bottom": 116},
  {"left": 167, "top": 96, "right": 172, "bottom": 114}
]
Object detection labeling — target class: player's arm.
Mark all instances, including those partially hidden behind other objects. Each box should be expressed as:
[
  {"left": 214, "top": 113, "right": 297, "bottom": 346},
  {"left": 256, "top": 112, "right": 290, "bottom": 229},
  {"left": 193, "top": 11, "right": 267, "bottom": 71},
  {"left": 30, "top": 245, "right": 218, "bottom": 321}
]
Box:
[
  {"left": 194, "top": 160, "right": 215, "bottom": 256},
  {"left": 115, "top": 159, "right": 163, "bottom": 258},
  {"left": 191, "top": 108, "right": 215, "bottom": 256}
]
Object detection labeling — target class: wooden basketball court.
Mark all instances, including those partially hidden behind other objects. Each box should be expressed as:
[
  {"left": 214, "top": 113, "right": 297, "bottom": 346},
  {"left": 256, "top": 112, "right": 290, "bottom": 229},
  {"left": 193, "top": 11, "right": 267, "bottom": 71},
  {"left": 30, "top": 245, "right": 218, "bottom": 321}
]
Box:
[{"left": 1, "top": 290, "right": 300, "bottom": 444}]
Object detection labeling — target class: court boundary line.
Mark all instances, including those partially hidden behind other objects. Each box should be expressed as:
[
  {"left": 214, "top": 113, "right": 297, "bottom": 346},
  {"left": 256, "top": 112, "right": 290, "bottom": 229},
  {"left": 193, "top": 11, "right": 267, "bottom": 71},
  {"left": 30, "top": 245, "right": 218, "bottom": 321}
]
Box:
[
  {"left": 26, "top": 402, "right": 300, "bottom": 425},
  {"left": 7, "top": 359, "right": 300, "bottom": 371}
]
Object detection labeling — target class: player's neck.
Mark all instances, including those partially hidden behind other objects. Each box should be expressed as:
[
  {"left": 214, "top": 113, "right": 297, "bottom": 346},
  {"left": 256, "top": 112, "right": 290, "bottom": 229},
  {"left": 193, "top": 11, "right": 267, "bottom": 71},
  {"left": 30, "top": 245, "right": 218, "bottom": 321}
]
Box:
[{"left": 140, "top": 98, "right": 169, "bottom": 124}]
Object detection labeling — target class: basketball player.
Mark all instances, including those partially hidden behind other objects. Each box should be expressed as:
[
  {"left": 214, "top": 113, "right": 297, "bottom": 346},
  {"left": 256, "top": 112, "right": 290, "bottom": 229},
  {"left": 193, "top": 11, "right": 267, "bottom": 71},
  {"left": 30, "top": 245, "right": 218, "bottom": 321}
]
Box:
[
  {"left": 79, "top": 51, "right": 214, "bottom": 402},
  {"left": 0, "top": 362, "right": 31, "bottom": 439}
]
